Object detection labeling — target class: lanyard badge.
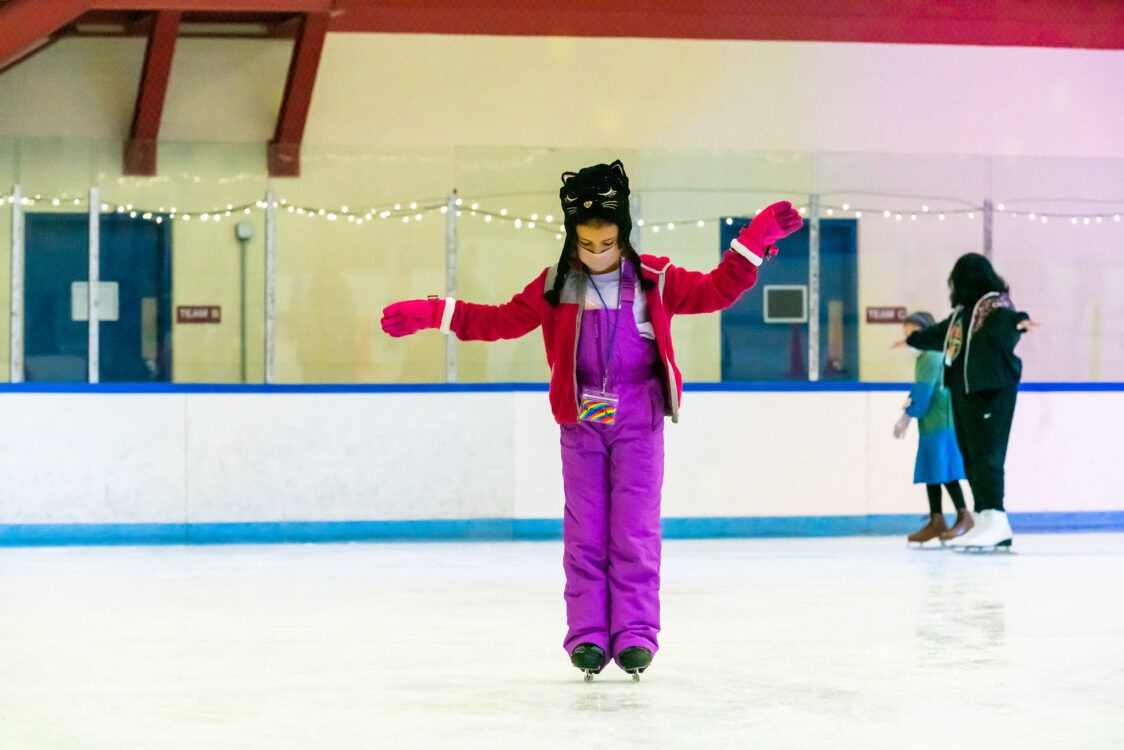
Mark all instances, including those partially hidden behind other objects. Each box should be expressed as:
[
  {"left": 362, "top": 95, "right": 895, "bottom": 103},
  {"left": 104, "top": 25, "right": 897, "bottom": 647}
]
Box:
[{"left": 579, "top": 389, "right": 619, "bottom": 424}]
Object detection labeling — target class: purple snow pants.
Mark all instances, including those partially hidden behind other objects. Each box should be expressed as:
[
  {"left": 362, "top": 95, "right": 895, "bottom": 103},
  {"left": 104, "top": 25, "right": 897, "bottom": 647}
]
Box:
[{"left": 560, "top": 268, "right": 665, "bottom": 665}]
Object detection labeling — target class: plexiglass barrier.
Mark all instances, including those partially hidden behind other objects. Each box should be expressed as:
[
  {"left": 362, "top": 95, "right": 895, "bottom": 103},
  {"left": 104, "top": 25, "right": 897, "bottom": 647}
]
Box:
[{"left": 2, "top": 138, "right": 1121, "bottom": 384}]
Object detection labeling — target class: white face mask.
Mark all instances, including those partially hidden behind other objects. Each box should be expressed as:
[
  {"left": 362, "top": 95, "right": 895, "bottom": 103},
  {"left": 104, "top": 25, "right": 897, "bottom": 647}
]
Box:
[{"left": 578, "top": 245, "right": 621, "bottom": 273}]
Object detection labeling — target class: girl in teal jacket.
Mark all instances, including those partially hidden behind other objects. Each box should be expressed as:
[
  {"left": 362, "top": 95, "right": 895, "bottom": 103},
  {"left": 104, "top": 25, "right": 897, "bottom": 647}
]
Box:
[{"left": 894, "top": 311, "right": 969, "bottom": 545}]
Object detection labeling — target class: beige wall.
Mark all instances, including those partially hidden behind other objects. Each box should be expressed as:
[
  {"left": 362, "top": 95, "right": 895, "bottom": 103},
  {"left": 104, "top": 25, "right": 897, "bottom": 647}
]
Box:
[
  {"left": 5, "top": 34, "right": 1124, "bottom": 156},
  {"left": 271, "top": 146, "right": 451, "bottom": 383},
  {"left": 2, "top": 34, "right": 1123, "bottom": 383},
  {"left": 304, "top": 35, "right": 1124, "bottom": 158}
]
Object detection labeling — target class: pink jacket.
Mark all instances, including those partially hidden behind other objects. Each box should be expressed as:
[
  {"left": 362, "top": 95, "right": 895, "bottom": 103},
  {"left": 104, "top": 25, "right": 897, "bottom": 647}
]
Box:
[{"left": 442, "top": 250, "right": 761, "bottom": 424}]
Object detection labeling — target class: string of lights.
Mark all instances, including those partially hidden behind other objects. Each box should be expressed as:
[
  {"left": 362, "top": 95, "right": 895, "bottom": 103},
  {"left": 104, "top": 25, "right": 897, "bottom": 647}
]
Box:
[{"left": 2, "top": 192, "right": 1122, "bottom": 233}]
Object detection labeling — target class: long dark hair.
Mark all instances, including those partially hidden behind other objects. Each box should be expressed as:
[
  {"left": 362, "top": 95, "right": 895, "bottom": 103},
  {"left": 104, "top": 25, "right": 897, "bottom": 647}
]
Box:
[
  {"left": 948, "top": 252, "right": 1008, "bottom": 308},
  {"left": 543, "top": 219, "right": 655, "bottom": 306}
]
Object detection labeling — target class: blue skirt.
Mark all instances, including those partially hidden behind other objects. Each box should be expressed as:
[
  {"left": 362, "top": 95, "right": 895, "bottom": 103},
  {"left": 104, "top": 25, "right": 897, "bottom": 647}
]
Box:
[{"left": 914, "top": 428, "right": 966, "bottom": 485}]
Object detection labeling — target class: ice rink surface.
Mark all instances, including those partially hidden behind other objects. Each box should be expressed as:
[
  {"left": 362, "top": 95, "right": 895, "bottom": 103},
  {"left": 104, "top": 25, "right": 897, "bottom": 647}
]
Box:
[{"left": 1, "top": 533, "right": 1122, "bottom": 750}]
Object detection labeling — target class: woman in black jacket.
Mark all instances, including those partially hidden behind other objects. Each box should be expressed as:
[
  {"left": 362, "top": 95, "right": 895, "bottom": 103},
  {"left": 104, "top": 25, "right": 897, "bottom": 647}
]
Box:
[{"left": 903, "top": 253, "right": 1037, "bottom": 552}]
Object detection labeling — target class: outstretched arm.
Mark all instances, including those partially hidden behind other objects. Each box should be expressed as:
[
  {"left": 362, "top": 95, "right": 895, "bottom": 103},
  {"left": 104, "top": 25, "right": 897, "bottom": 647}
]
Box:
[
  {"left": 446, "top": 272, "right": 546, "bottom": 342},
  {"left": 905, "top": 316, "right": 952, "bottom": 352},
  {"left": 665, "top": 201, "right": 803, "bottom": 315},
  {"left": 987, "top": 309, "right": 1035, "bottom": 353},
  {"left": 663, "top": 251, "right": 759, "bottom": 315},
  {"left": 381, "top": 270, "right": 547, "bottom": 342}
]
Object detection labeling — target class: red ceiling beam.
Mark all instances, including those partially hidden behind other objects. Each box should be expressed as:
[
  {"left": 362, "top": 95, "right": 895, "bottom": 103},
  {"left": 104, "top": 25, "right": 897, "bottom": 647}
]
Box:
[
  {"left": 40, "top": 10, "right": 305, "bottom": 39},
  {"left": 0, "top": 1, "right": 332, "bottom": 70},
  {"left": 268, "top": 11, "right": 329, "bottom": 177},
  {"left": 328, "top": 0, "right": 1124, "bottom": 51},
  {"left": 88, "top": 1, "right": 334, "bottom": 10},
  {"left": 123, "top": 10, "right": 180, "bottom": 176},
  {"left": 0, "top": 0, "right": 88, "bottom": 70}
]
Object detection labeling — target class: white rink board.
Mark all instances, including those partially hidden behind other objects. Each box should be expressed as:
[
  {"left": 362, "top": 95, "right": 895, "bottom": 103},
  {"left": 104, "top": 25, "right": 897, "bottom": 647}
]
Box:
[{"left": 0, "top": 388, "right": 1118, "bottom": 526}]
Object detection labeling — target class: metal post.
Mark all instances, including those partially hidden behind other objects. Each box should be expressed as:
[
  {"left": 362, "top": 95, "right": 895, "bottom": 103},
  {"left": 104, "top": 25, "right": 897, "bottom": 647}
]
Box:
[
  {"left": 9, "top": 184, "right": 23, "bottom": 383},
  {"left": 234, "top": 222, "right": 252, "bottom": 383},
  {"left": 264, "top": 191, "right": 277, "bottom": 384},
  {"left": 982, "top": 199, "right": 994, "bottom": 259},
  {"left": 807, "top": 194, "right": 820, "bottom": 382},
  {"left": 239, "top": 236, "right": 247, "bottom": 383},
  {"left": 88, "top": 186, "right": 100, "bottom": 384},
  {"left": 444, "top": 190, "right": 458, "bottom": 383},
  {"left": 982, "top": 156, "right": 993, "bottom": 259}
]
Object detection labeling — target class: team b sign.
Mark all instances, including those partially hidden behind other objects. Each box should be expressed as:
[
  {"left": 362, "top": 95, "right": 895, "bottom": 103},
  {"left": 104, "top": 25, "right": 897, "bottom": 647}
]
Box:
[
  {"left": 177, "top": 306, "right": 221, "bottom": 324},
  {"left": 865, "top": 306, "right": 907, "bottom": 324}
]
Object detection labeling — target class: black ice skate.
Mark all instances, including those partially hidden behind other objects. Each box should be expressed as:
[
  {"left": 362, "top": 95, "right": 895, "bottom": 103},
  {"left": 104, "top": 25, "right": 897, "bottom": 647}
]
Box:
[
  {"left": 570, "top": 643, "right": 607, "bottom": 682},
  {"left": 617, "top": 646, "right": 652, "bottom": 682}
]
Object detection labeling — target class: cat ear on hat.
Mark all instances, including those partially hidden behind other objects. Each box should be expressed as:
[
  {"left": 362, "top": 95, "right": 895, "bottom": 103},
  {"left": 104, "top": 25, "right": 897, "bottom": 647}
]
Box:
[
  {"left": 561, "top": 172, "right": 577, "bottom": 185},
  {"left": 608, "top": 160, "right": 627, "bottom": 180}
]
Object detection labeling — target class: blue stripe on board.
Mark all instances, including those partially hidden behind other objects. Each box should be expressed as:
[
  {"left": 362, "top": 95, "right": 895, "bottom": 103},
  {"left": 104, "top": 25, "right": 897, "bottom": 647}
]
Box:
[
  {"left": 687, "top": 382, "right": 906, "bottom": 392},
  {"left": 2, "top": 512, "right": 1121, "bottom": 547},
  {"left": 0, "top": 382, "right": 1121, "bottom": 394},
  {"left": 662, "top": 515, "right": 925, "bottom": 538}
]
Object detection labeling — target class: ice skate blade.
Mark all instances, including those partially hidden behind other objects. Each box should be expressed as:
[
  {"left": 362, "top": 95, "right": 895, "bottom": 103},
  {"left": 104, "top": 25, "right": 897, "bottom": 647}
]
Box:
[
  {"left": 907, "top": 539, "right": 946, "bottom": 550},
  {"left": 951, "top": 539, "right": 1013, "bottom": 554},
  {"left": 630, "top": 672, "right": 641, "bottom": 683},
  {"left": 583, "top": 671, "right": 594, "bottom": 682}
]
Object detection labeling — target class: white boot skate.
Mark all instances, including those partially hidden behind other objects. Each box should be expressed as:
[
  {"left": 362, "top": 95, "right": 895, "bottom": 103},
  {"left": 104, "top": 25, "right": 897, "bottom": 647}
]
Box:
[
  {"left": 949, "top": 509, "right": 1012, "bottom": 553},
  {"left": 945, "top": 511, "right": 984, "bottom": 547}
]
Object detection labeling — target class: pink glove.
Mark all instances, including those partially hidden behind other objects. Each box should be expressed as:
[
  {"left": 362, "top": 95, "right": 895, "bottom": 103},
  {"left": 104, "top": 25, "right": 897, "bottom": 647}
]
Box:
[
  {"left": 731, "top": 201, "right": 804, "bottom": 264},
  {"left": 381, "top": 299, "right": 443, "bottom": 337}
]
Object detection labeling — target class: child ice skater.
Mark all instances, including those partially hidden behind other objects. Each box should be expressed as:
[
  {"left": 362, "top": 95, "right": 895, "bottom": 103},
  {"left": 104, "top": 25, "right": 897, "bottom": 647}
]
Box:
[
  {"left": 381, "top": 160, "right": 802, "bottom": 679},
  {"left": 901, "top": 253, "right": 1036, "bottom": 552},
  {"left": 892, "top": 311, "right": 970, "bottom": 545}
]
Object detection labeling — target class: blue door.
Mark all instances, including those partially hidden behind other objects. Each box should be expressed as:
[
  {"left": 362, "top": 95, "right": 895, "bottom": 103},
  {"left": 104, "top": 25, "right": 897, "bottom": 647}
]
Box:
[
  {"left": 720, "top": 218, "right": 858, "bottom": 381},
  {"left": 24, "top": 213, "right": 172, "bottom": 382}
]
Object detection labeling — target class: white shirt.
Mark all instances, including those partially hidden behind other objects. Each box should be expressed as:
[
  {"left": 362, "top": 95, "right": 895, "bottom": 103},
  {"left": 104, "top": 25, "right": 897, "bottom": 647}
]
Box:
[{"left": 583, "top": 267, "right": 656, "bottom": 340}]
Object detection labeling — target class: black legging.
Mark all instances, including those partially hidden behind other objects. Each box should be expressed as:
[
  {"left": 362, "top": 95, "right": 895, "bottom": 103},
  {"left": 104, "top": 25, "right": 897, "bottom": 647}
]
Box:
[
  {"left": 926, "top": 482, "right": 966, "bottom": 514},
  {"left": 950, "top": 384, "right": 1018, "bottom": 512}
]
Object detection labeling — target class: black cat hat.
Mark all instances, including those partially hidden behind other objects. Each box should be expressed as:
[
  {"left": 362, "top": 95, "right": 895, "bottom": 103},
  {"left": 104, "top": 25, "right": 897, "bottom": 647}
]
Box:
[
  {"left": 545, "top": 160, "right": 653, "bottom": 306},
  {"left": 559, "top": 159, "right": 632, "bottom": 238}
]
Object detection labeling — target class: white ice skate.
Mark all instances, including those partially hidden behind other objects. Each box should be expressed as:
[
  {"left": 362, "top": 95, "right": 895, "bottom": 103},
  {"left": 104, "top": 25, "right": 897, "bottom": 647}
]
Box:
[
  {"left": 948, "top": 509, "right": 1012, "bottom": 553},
  {"left": 946, "top": 511, "right": 983, "bottom": 546}
]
